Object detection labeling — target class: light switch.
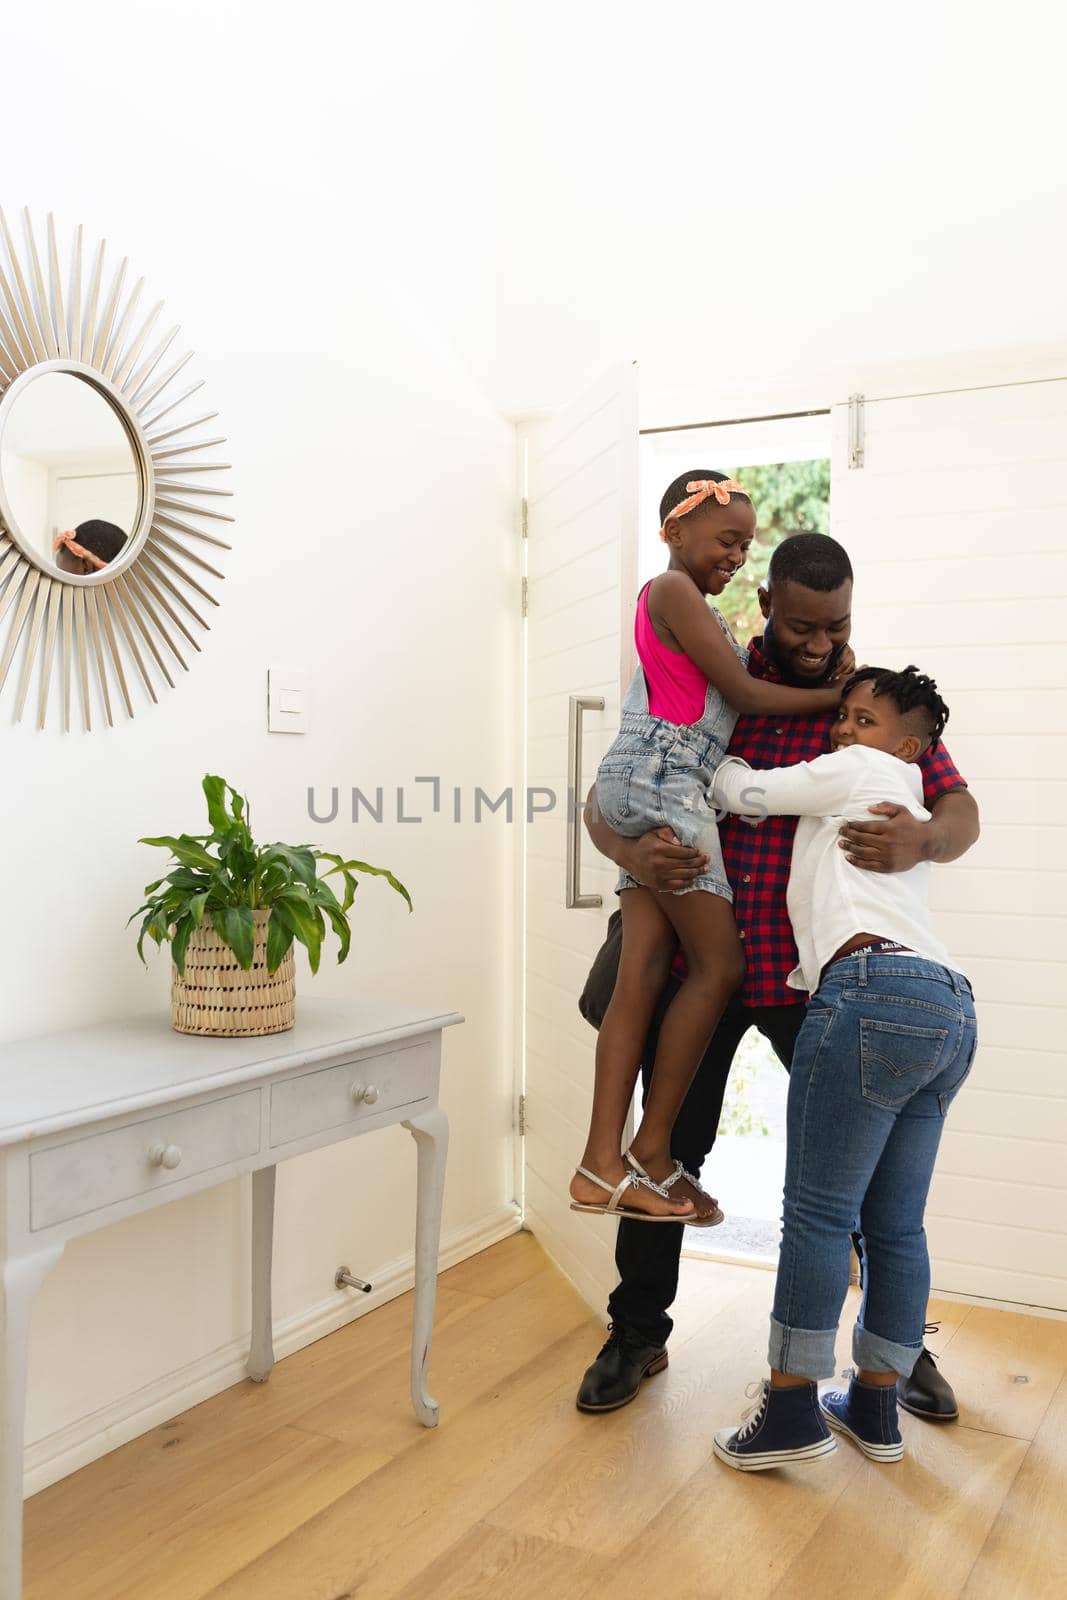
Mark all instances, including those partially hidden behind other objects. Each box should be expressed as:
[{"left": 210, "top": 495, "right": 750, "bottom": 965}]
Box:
[{"left": 268, "top": 667, "right": 309, "bottom": 734}]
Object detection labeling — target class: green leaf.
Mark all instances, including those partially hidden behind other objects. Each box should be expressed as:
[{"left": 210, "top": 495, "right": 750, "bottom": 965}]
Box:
[
  {"left": 265, "top": 912, "right": 294, "bottom": 973},
  {"left": 313, "top": 850, "right": 357, "bottom": 910},
  {"left": 309, "top": 876, "right": 342, "bottom": 910},
  {"left": 127, "top": 899, "right": 157, "bottom": 928},
  {"left": 136, "top": 905, "right": 171, "bottom": 962},
  {"left": 139, "top": 835, "right": 220, "bottom": 874},
  {"left": 321, "top": 902, "right": 351, "bottom": 964},
  {"left": 185, "top": 891, "right": 209, "bottom": 927},
  {"left": 171, "top": 915, "right": 195, "bottom": 978},
  {"left": 218, "top": 831, "right": 257, "bottom": 893},
  {"left": 322, "top": 857, "right": 413, "bottom": 912},
  {"left": 202, "top": 774, "right": 230, "bottom": 834},
  {"left": 165, "top": 867, "right": 217, "bottom": 893},
  {"left": 260, "top": 843, "right": 317, "bottom": 888},
  {"left": 272, "top": 894, "right": 322, "bottom": 973},
  {"left": 213, "top": 905, "right": 256, "bottom": 970},
  {"left": 134, "top": 908, "right": 156, "bottom": 963},
  {"left": 256, "top": 862, "right": 290, "bottom": 901}
]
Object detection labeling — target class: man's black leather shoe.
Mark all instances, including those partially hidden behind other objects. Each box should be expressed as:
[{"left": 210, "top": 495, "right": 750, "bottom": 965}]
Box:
[
  {"left": 576, "top": 1322, "right": 668, "bottom": 1413},
  {"left": 897, "top": 1330, "right": 958, "bottom": 1421}
]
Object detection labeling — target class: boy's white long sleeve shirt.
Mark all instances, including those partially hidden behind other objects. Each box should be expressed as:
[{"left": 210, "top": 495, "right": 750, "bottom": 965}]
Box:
[{"left": 712, "top": 744, "right": 958, "bottom": 994}]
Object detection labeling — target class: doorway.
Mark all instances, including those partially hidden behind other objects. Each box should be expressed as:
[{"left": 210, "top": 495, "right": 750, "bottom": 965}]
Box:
[{"left": 639, "top": 411, "right": 832, "bottom": 1263}]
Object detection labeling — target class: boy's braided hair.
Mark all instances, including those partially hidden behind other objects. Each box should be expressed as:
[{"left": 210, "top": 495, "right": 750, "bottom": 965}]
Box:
[{"left": 842, "top": 663, "right": 950, "bottom": 749}]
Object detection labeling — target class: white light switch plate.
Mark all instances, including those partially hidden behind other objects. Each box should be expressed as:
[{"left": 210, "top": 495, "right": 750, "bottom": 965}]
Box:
[{"left": 268, "top": 667, "right": 309, "bottom": 734}]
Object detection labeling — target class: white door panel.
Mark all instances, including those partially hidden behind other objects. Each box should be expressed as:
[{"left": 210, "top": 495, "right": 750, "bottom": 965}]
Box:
[
  {"left": 946, "top": 691, "right": 1067, "bottom": 738},
  {"left": 832, "top": 381, "right": 1067, "bottom": 1310},
  {"left": 843, "top": 506, "right": 1067, "bottom": 562},
  {"left": 859, "top": 596, "right": 1067, "bottom": 650},
  {"left": 522, "top": 362, "right": 638, "bottom": 1314}
]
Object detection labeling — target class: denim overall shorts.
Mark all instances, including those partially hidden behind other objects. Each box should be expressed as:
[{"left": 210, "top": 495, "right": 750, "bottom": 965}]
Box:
[{"left": 595, "top": 620, "right": 746, "bottom": 901}]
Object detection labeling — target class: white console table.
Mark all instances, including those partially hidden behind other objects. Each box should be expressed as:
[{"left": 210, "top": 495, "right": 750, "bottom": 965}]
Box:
[{"left": 0, "top": 998, "right": 461, "bottom": 1600}]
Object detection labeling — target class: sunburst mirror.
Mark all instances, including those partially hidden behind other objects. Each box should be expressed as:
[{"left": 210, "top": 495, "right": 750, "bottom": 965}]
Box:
[{"left": 0, "top": 208, "right": 232, "bottom": 730}]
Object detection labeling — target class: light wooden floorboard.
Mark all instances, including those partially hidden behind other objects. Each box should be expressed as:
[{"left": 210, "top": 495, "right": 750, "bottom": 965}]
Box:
[
  {"left": 23, "top": 1231, "right": 1065, "bottom": 1599},
  {"left": 934, "top": 1304, "right": 1067, "bottom": 1440},
  {"left": 961, "top": 1371, "right": 1067, "bottom": 1600}
]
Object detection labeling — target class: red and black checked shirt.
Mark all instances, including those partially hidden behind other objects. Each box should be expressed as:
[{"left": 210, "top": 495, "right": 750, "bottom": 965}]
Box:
[{"left": 674, "top": 637, "right": 968, "bottom": 1009}]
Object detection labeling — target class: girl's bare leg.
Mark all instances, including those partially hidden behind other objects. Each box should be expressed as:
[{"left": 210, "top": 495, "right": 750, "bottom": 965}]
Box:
[
  {"left": 570, "top": 887, "right": 695, "bottom": 1219},
  {"left": 628, "top": 890, "right": 745, "bottom": 1204}
]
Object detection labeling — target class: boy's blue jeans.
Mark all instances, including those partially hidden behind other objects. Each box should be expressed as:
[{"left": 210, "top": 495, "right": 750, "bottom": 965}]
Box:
[{"left": 770, "top": 951, "right": 977, "bottom": 1381}]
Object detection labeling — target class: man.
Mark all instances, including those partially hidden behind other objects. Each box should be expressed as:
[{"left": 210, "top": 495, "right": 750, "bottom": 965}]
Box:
[{"left": 577, "top": 510, "right": 979, "bottom": 1422}]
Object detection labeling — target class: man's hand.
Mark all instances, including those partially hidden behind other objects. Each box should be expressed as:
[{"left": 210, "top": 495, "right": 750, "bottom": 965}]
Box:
[
  {"left": 838, "top": 802, "right": 928, "bottom": 873},
  {"left": 828, "top": 644, "right": 857, "bottom": 685},
  {"left": 583, "top": 784, "right": 708, "bottom": 890},
  {"left": 620, "top": 828, "right": 709, "bottom": 893},
  {"left": 840, "top": 788, "right": 980, "bottom": 873}
]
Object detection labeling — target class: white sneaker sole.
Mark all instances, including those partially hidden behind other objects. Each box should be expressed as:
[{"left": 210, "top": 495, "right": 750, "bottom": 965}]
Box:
[
  {"left": 821, "top": 1404, "right": 905, "bottom": 1462},
  {"left": 712, "top": 1431, "right": 837, "bottom": 1472}
]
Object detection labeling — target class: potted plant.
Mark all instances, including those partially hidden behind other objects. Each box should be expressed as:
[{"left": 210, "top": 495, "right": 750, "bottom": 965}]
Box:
[{"left": 131, "top": 774, "right": 412, "bottom": 1037}]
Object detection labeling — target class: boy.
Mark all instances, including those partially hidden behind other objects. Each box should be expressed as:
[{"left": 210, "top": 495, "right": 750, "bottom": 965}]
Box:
[{"left": 713, "top": 665, "right": 977, "bottom": 1469}]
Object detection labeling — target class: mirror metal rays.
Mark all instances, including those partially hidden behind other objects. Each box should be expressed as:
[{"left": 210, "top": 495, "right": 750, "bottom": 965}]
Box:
[{"left": 0, "top": 208, "right": 233, "bottom": 730}]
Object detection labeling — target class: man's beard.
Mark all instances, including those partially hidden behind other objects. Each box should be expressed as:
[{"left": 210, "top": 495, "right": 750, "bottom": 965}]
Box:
[{"left": 762, "top": 616, "right": 843, "bottom": 687}]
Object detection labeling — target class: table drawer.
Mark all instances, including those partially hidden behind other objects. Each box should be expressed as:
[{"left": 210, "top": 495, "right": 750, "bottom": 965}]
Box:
[
  {"left": 269, "top": 1040, "right": 434, "bottom": 1147},
  {"left": 30, "top": 1090, "right": 262, "bottom": 1231}
]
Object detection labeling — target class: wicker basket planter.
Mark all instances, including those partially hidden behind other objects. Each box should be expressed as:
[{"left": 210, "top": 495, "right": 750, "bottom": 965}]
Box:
[{"left": 171, "top": 909, "right": 295, "bottom": 1037}]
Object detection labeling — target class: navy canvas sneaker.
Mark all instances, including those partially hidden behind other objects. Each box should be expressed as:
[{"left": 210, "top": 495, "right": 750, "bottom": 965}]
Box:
[
  {"left": 713, "top": 1380, "right": 837, "bottom": 1472},
  {"left": 820, "top": 1371, "right": 905, "bottom": 1462}
]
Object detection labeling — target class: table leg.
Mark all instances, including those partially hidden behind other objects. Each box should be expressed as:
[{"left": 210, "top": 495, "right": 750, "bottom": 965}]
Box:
[
  {"left": 402, "top": 1106, "right": 449, "bottom": 1428},
  {"left": 247, "top": 1166, "right": 276, "bottom": 1383},
  {"left": 2, "top": 1244, "right": 64, "bottom": 1600}
]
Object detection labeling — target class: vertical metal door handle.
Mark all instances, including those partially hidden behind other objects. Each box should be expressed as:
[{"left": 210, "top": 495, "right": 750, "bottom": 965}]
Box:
[{"left": 566, "top": 694, "right": 604, "bottom": 908}]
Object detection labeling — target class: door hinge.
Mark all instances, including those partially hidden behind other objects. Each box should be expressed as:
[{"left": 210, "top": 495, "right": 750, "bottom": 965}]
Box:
[
  {"left": 847, "top": 393, "right": 865, "bottom": 470},
  {"left": 521, "top": 496, "right": 529, "bottom": 538},
  {"left": 521, "top": 575, "right": 529, "bottom": 618},
  {"left": 517, "top": 1092, "right": 527, "bottom": 1136}
]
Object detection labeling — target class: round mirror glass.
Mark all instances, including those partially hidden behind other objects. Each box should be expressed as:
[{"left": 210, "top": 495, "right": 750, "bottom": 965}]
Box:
[{"left": 0, "top": 371, "right": 143, "bottom": 577}]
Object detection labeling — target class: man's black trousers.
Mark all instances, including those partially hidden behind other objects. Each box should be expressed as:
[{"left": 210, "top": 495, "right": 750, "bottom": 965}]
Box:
[{"left": 606, "top": 979, "right": 806, "bottom": 1346}]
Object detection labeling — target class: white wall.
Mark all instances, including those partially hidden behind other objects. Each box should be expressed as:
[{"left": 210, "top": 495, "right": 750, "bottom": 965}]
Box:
[
  {"left": 0, "top": 1, "right": 520, "bottom": 1486},
  {"left": 0, "top": 452, "right": 48, "bottom": 563},
  {"left": 495, "top": 1, "right": 1067, "bottom": 421}
]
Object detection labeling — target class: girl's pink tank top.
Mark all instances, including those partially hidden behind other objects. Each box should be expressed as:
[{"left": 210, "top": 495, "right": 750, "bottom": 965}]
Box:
[{"left": 634, "top": 581, "right": 711, "bottom": 725}]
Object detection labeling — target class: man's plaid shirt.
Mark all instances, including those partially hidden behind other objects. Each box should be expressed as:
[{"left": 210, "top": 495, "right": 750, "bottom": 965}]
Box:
[{"left": 673, "top": 637, "right": 968, "bottom": 1009}]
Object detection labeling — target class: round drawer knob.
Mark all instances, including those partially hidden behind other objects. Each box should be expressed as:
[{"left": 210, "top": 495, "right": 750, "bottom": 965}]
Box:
[
  {"left": 148, "top": 1142, "right": 183, "bottom": 1170},
  {"left": 362, "top": 1084, "right": 380, "bottom": 1105}
]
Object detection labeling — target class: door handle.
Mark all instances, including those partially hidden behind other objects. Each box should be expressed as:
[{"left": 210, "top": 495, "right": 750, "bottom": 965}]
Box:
[{"left": 566, "top": 694, "right": 604, "bottom": 908}]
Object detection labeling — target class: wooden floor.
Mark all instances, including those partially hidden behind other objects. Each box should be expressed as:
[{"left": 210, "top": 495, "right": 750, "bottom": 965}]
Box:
[{"left": 24, "top": 1232, "right": 1067, "bottom": 1600}]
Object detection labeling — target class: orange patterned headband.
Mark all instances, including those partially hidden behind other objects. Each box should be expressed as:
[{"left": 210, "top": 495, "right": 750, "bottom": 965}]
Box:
[
  {"left": 53, "top": 530, "right": 108, "bottom": 570},
  {"left": 659, "top": 478, "right": 748, "bottom": 541}
]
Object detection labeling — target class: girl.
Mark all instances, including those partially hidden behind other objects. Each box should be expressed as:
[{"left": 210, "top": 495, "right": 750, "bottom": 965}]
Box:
[
  {"left": 569, "top": 472, "right": 851, "bottom": 1225},
  {"left": 712, "top": 666, "right": 976, "bottom": 1468}
]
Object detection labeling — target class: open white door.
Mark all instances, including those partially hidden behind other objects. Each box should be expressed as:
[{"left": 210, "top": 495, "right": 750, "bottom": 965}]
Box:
[
  {"left": 521, "top": 363, "right": 638, "bottom": 1313},
  {"left": 832, "top": 378, "right": 1067, "bottom": 1311}
]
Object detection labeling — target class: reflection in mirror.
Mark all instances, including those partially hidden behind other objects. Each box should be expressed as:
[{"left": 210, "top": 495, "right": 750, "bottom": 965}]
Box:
[{"left": 0, "top": 371, "right": 141, "bottom": 576}]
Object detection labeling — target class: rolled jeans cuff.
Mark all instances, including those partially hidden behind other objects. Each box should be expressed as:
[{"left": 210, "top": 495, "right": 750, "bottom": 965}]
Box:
[
  {"left": 852, "top": 1322, "right": 924, "bottom": 1379},
  {"left": 768, "top": 1314, "right": 837, "bottom": 1381}
]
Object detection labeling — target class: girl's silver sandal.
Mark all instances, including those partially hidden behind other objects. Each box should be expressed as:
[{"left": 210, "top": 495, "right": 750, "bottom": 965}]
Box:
[
  {"left": 625, "top": 1150, "right": 724, "bottom": 1228},
  {"left": 569, "top": 1165, "right": 694, "bottom": 1223}
]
